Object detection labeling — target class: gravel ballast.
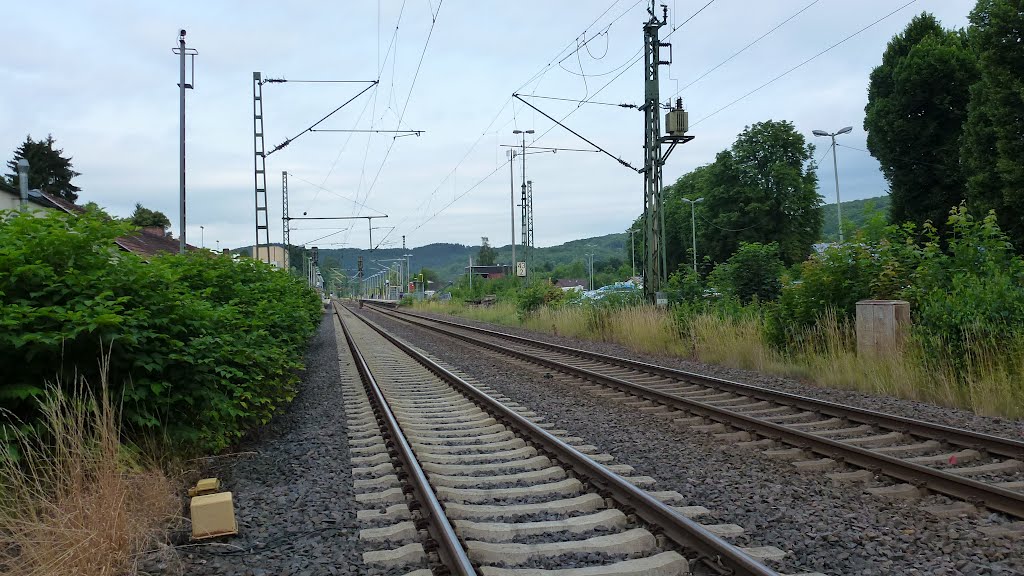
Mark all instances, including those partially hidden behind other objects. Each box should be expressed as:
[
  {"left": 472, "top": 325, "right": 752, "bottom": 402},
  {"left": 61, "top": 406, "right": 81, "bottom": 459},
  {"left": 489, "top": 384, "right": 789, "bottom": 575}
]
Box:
[
  {"left": 363, "top": 308, "right": 1024, "bottom": 576},
  {"left": 405, "top": 309, "right": 1024, "bottom": 441},
  {"left": 160, "top": 311, "right": 368, "bottom": 576}
]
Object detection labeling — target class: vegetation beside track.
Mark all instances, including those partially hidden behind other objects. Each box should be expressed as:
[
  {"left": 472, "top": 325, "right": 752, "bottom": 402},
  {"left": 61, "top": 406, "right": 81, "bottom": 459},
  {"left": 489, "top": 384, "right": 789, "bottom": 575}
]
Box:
[
  {"left": 1, "top": 209, "right": 323, "bottom": 573},
  {"left": 1, "top": 209, "right": 324, "bottom": 455},
  {"left": 416, "top": 208, "right": 1024, "bottom": 419}
]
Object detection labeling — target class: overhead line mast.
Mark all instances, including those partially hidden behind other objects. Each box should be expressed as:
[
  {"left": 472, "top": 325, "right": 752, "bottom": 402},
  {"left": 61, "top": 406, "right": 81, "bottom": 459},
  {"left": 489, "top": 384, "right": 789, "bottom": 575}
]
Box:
[{"left": 641, "top": 0, "right": 692, "bottom": 303}]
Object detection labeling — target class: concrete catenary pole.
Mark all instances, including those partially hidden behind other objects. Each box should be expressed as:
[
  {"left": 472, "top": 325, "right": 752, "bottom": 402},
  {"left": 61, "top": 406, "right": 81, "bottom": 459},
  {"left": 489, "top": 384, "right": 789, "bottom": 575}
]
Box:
[
  {"left": 178, "top": 30, "right": 187, "bottom": 253},
  {"left": 509, "top": 149, "right": 516, "bottom": 272}
]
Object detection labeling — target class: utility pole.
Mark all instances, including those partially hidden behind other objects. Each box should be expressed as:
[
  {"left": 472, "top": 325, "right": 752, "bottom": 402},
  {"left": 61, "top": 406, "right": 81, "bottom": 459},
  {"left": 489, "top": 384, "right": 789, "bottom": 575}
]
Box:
[
  {"left": 628, "top": 228, "right": 638, "bottom": 278},
  {"left": 173, "top": 30, "right": 197, "bottom": 254},
  {"left": 642, "top": 4, "right": 667, "bottom": 301},
  {"left": 641, "top": 2, "right": 692, "bottom": 303},
  {"left": 513, "top": 129, "right": 534, "bottom": 283},
  {"left": 508, "top": 149, "right": 516, "bottom": 274},
  {"left": 282, "top": 171, "right": 290, "bottom": 269}
]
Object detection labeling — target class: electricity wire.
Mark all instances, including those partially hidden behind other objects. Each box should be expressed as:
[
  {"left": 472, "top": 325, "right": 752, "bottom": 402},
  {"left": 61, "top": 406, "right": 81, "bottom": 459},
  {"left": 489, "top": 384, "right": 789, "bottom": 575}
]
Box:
[
  {"left": 667, "top": 0, "right": 820, "bottom": 99},
  {"left": 691, "top": 0, "right": 918, "bottom": 127}
]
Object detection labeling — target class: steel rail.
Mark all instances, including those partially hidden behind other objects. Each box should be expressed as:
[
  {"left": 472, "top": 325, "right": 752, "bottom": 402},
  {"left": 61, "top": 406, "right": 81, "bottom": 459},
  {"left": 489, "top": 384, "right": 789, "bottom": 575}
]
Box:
[
  {"left": 344, "top": 304, "right": 780, "bottom": 576},
  {"left": 366, "top": 304, "right": 1024, "bottom": 519},
  {"left": 335, "top": 305, "right": 478, "bottom": 575},
  {"left": 374, "top": 305, "right": 1024, "bottom": 460}
]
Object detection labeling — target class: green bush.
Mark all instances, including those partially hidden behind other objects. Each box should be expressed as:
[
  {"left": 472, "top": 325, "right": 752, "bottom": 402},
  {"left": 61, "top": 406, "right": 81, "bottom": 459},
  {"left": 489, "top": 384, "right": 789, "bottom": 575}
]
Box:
[
  {"left": 0, "top": 210, "right": 322, "bottom": 454},
  {"left": 708, "top": 242, "right": 784, "bottom": 304},
  {"left": 905, "top": 207, "right": 1024, "bottom": 363}
]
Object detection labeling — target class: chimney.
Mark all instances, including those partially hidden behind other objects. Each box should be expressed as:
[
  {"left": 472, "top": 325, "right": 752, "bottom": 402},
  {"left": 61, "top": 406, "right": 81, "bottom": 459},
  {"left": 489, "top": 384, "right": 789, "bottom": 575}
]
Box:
[{"left": 142, "top": 226, "right": 166, "bottom": 237}]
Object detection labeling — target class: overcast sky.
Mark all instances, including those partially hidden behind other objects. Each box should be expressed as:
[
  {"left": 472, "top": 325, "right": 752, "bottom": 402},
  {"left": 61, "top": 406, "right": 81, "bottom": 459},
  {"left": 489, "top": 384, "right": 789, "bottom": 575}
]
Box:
[{"left": 2, "top": 0, "right": 974, "bottom": 250}]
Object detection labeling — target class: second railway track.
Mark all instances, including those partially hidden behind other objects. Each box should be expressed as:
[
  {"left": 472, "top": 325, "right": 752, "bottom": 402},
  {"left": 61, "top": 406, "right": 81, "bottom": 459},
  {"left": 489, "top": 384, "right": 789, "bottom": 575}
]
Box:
[
  {"left": 335, "top": 303, "right": 819, "bottom": 575},
  {"left": 363, "top": 303, "right": 1024, "bottom": 522}
]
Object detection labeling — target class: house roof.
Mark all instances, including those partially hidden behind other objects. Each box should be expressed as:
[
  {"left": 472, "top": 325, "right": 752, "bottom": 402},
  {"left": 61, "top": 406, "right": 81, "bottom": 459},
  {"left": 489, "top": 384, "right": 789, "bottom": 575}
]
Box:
[
  {"left": 115, "top": 228, "right": 196, "bottom": 258},
  {"left": 554, "top": 278, "right": 588, "bottom": 288},
  {"left": 29, "top": 190, "right": 84, "bottom": 214}
]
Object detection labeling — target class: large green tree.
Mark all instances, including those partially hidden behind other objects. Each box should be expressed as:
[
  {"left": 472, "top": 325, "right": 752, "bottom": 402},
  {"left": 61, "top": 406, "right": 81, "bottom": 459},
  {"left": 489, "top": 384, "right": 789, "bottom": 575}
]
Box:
[
  {"left": 864, "top": 13, "right": 977, "bottom": 232},
  {"left": 961, "top": 0, "right": 1024, "bottom": 249},
  {"left": 4, "top": 134, "right": 82, "bottom": 203},
  {"left": 129, "top": 203, "right": 171, "bottom": 231},
  {"left": 696, "top": 120, "right": 821, "bottom": 267}
]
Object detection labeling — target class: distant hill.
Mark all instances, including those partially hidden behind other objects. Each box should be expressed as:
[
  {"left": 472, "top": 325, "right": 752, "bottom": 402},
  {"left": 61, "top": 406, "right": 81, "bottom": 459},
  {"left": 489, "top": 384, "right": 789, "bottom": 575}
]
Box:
[
  {"left": 820, "top": 195, "right": 890, "bottom": 242},
  {"left": 240, "top": 232, "right": 629, "bottom": 283}
]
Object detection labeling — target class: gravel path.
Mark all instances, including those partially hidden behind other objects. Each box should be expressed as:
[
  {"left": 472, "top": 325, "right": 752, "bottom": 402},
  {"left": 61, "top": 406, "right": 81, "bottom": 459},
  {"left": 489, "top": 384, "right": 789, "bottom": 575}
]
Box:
[
  {"left": 364, "top": 308, "right": 1024, "bottom": 576},
  {"left": 156, "top": 312, "right": 368, "bottom": 576},
  {"left": 406, "top": 309, "right": 1024, "bottom": 440}
]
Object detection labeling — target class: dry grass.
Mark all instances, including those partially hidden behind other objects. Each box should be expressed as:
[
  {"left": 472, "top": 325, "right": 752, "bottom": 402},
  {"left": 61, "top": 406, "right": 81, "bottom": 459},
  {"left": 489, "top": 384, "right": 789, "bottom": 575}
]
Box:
[
  {"left": 0, "top": 363, "right": 177, "bottom": 576},
  {"left": 420, "top": 298, "right": 1023, "bottom": 419}
]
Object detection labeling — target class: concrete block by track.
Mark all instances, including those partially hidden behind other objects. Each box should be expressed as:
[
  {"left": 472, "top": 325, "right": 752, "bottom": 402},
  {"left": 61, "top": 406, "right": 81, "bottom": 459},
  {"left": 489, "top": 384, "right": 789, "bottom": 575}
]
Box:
[
  {"left": 467, "top": 527, "right": 656, "bottom": 565},
  {"left": 357, "top": 503, "right": 412, "bottom": 523},
  {"left": 358, "top": 521, "right": 418, "bottom": 544},
  {"left": 827, "top": 469, "right": 874, "bottom": 483},
  {"left": 418, "top": 446, "right": 538, "bottom": 465},
  {"left": 741, "top": 545, "right": 787, "bottom": 561},
  {"left": 436, "top": 478, "right": 583, "bottom": 504},
  {"left": 455, "top": 509, "right": 628, "bottom": 542},
  {"left": 354, "top": 474, "right": 401, "bottom": 491},
  {"left": 865, "top": 483, "right": 920, "bottom": 500},
  {"left": 429, "top": 466, "right": 565, "bottom": 488},
  {"left": 355, "top": 486, "right": 406, "bottom": 506},
  {"left": 923, "top": 501, "right": 977, "bottom": 519},
  {"left": 353, "top": 462, "right": 396, "bottom": 478},
  {"left": 446, "top": 493, "right": 605, "bottom": 520},
  {"left": 362, "top": 542, "right": 426, "bottom": 568},
  {"left": 763, "top": 447, "right": 807, "bottom": 461},
  {"left": 477, "top": 550, "right": 689, "bottom": 576},
  {"left": 422, "top": 455, "right": 553, "bottom": 476},
  {"left": 792, "top": 458, "right": 837, "bottom": 472},
  {"left": 977, "top": 522, "right": 1024, "bottom": 539}
]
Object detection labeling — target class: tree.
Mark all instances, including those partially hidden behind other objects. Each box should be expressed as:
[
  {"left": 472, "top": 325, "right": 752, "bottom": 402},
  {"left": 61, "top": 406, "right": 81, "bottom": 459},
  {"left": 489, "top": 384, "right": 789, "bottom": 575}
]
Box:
[
  {"left": 961, "top": 0, "right": 1024, "bottom": 250},
  {"left": 708, "top": 242, "right": 784, "bottom": 304},
  {"left": 864, "top": 13, "right": 977, "bottom": 233},
  {"left": 697, "top": 120, "right": 821, "bottom": 266},
  {"left": 477, "top": 237, "right": 497, "bottom": 266},
  {"left": 129, "top": 203, "right": 171, "bottom": 232},
  {"left": 4, "top": 134, "right": 82, "bottom": 203},
  {"left": 417, "top": 267, "right": 441, "bottom": 288}
]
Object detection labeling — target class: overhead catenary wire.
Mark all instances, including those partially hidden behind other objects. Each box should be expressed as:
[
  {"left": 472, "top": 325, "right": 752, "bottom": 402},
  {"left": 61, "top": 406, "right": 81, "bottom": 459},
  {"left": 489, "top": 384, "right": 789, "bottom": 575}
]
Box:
[
  {"left": 691, "top": 0, "right": 918, "bottom": 127},
  {"left": 266, "top": 81, "right": 378, "bottom": 156},
  {"left": 514, "top": 94, "right": 638, "bottom": 171},
  {"left": 359, "top": 0, "right": 444, "bottom": 209},
  {"left": 668, "top": 0, "right": 821, "bottom": 99}
]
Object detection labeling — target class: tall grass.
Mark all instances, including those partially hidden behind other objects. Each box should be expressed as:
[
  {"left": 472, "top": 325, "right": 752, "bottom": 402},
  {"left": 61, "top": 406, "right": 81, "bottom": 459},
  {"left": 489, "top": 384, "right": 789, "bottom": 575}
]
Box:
[
  {"left": 0, "top": 363, "right": 176, "bottom": 576},
  {"left": 417, "top": 299, "right": 1024, "bottom": 418}
]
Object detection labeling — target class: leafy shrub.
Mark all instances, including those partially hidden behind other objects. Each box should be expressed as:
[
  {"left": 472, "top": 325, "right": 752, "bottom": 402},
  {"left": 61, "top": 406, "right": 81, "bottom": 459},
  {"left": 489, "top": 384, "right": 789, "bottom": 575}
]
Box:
[
  {"left": 708, "top": 242, "right": 783, "bottom": 304},
  {"left": 665, "top": 266, "right": 704, "bottom": 303},
  {"left": 905, "top": 207, "right": 1024, "bottom": 363},
  {"left": 516, "top": 282, "right": 566, "bottom": 319},
  {"left": 0, "top": 210, "right": 322, "bottom": 454}
]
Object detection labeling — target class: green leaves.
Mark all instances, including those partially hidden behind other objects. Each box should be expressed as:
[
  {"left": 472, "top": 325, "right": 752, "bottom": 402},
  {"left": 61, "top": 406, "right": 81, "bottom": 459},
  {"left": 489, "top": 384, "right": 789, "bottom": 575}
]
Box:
[{"left": 0, "top": 209, "right": 322, "bottom": 455}]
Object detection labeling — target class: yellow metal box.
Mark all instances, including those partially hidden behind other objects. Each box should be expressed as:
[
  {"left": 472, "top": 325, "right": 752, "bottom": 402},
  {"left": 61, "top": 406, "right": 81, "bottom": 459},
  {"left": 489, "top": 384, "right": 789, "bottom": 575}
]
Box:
[{"left": 190, "top": 491, "right": 238, "bottom": 540}]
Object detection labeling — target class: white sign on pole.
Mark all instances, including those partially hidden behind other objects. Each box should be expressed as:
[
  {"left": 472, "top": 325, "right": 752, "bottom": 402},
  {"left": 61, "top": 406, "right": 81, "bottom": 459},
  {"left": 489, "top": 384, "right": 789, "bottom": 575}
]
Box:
[{"left": 516, "top": 261, "right": 527, "bottom": 277}]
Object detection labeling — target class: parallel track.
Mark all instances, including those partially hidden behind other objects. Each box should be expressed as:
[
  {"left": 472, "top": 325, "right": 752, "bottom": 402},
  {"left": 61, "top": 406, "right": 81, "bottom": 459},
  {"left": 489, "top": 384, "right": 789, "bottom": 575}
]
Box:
[
  {"left": 364, "top": 304, "right": 1024, "bottom": 519},
  {"left": 336, "top": 303, "right": 788, "bottom": 576}
]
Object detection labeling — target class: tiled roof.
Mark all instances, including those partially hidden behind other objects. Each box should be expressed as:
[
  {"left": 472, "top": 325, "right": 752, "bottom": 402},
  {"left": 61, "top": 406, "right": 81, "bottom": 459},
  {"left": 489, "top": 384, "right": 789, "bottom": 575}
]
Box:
[
  {"left": 115, "top": 229, "right": 196, "bottom": 259},
  {"left": 33, "top": 190, "right": 84, "bottom": 214}
]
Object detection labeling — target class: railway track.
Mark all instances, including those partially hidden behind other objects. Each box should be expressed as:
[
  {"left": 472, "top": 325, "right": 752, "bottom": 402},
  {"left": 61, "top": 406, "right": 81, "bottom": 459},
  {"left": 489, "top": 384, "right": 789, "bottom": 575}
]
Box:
[
  {"left": 363, "top": 303, "right": 1024, "bottom": 523},
  {"left": 334, "top": 303, "right": 815, "bottom": 575}
]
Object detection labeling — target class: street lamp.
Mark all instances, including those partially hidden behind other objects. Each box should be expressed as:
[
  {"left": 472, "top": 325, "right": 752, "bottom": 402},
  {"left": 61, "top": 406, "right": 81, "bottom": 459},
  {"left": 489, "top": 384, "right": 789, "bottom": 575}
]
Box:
[
  {"left": 513, "top": 129, "right": 534, "bottom": 282},
  {"left": 812, "top": 126, "right": 853, "bottom": 243},
  {"left": 680, "top": 197, "right": 704, "bottom": 274},
  {"left": 200, "top": 225, "right": 204, "bottom": 249},
  {"left": 627, "top": 228, "right": 639, "bottom": 279}
]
